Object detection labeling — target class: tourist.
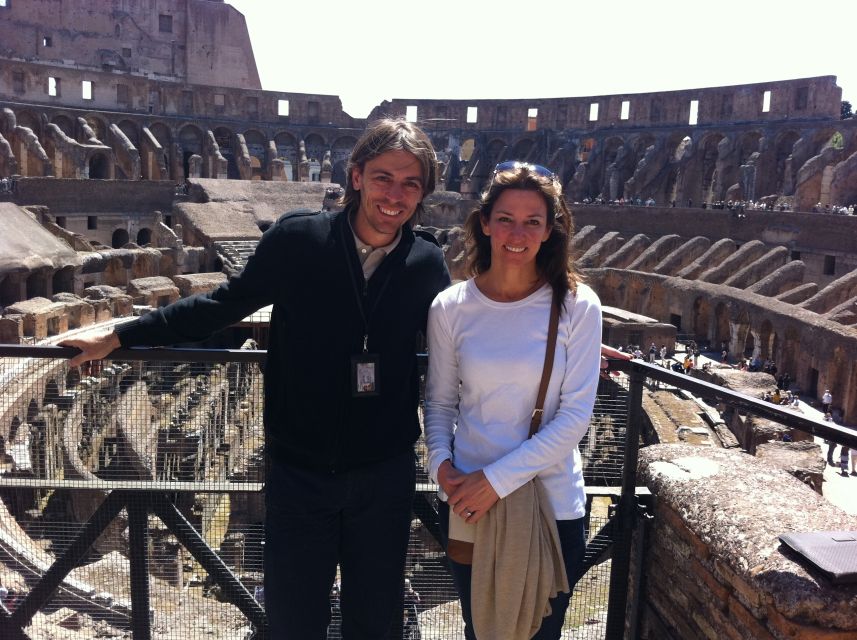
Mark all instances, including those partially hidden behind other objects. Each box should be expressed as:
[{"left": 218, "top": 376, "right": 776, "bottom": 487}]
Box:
[
  {"left": 822, "top": 389, "right": 832, "bottom": 414},
  {"left": 61, "top": 118, "right": 452, "bottom": 639},
  {"left": 659, "top": 344, "right": 667, "bottom": 366},
  {"left": 851, "top": 447, "right": 857, "bottom": 475},
  {"left": 648, "top": 343, "right": 657, "bottom": 363},
  {"left": 840, "top": 447, "right": 850, "bottom": 476},
  {"left": 425, "top": 161, "right": 601, "bottom": 640}
]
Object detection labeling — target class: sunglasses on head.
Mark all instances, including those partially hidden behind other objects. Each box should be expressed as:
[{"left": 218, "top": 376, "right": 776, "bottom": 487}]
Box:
[{"left": 491, "top": 161, "right": 557, "bottom": 183}]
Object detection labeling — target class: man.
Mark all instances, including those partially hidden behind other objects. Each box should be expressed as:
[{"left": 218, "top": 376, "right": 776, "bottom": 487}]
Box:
[
  {"left": 822, "top": 389, "right": 833, "bottom": 414},
  {"left": 62, "top": 119, "right": 451, "bottom": 639}
]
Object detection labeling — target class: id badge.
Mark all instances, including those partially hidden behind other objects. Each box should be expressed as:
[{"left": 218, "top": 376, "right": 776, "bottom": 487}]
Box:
[{"left": 351, "top": 353, "right": 380, "bottom": 397}]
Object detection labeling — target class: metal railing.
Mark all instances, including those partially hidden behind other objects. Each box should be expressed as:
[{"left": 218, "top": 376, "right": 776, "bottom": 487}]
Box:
[{"left": 0, "top": 344, "right": 853, "bottom": 640}]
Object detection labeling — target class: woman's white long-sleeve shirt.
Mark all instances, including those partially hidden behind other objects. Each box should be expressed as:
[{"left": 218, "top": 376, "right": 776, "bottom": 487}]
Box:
[{"left": 425, "top": 280, "right": 602, "bottom": 520}]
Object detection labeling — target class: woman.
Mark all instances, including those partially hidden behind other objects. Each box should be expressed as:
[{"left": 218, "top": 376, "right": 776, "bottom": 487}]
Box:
[{"left": 425, "top": 161, "right": 602, "bottom": 639}]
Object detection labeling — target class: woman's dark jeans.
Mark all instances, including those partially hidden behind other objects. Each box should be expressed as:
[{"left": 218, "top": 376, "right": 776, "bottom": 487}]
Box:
[{"left": 438, "top": 500, "right": 586, "bottom": 640}]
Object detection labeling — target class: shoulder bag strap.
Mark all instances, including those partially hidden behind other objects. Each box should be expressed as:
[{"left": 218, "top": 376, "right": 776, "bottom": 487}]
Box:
[{"left": 529, "top": 297, "right": 560, "bottom": 438}]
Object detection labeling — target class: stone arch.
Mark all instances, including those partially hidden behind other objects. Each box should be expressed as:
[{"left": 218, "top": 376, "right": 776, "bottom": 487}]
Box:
[
  {"left": 213, "top": 127, "right": 239, "bottom": 179},
  {"left": 88, "top": 152, "right": 110, "bottom": 179},
  {"left": 112, "top": 228, "right": 130, "bottom": 249},
  {"left": 304, "top": 133, "right": 326, "bottom": 164},
  {"left": 692, "top": 296, "right": 711, "bottom": 342},
  {"left": 274, "top": 131, "right": 298, "bottom": 179},
  {"left": 117, "top": 119, "right": 140, "bottom": 147},
  {"left": 26, "top": 269, "right": 49, "bottom": 299},
  {"left": 698, "top": 132, "right": 725, "bottom": 204},
  {"left": 486, "top": 138, "right": 507, "bottom": 165},
  {"left": 331, "top": 136, "right": 357, "bottom": 165},
  {"left": 737, "top": 131, "right": 763, "bottom": 165},
  {"left": 51, "top": 266, "right": 75, "bottom": 294},
  {"left": 83, "top": 114, "right": 108, "bottom": 143},
  {"left": 136, "top": 228, "right": 152, "bottom": 246},
  {"left": 773, "top": 130, "right": 800, "bottom": 194},
  {"left": 149, "top": 122, "right": 171, "bottom": 148},
  {"left": 26, "top": 398, "right": 39, "bottom": 424},
  {"left": 66, "top": 367, "right": 81, "bottom": 389},
  {"left": 51, "top": 114, "right": 75, "bottom": 138},
  {"left": 243, "top": 129, "right": 266, "bottom": 179},
  {"left": 44, "top": 379, "right": 60, "bottom": 406},
  {"left": 511, "top": 138, "right": 535, "bottom": 162},
  {"left": 16, "top": 110, "right": 42, "bottom": 137},
  {"left": 178, "top": 124, "right": 204, "bottom": 177}
]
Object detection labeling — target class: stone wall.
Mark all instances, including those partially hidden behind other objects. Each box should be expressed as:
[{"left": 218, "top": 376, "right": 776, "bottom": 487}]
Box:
[
  {"left": 637, "top": 444, "right": 857, "bottom": 640},
  {"left": 0, "top": 0, "right": 259, "bottom": 91}
]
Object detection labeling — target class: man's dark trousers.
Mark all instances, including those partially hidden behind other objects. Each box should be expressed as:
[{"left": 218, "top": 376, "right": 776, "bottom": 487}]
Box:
[{"left": 264, "top": 450, "right": 416, "bottom": 638}]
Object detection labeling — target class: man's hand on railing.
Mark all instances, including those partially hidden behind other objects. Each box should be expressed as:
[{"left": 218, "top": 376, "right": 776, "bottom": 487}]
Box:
[
  {"left": 59, "top": 330, "right": 121, "bottom": 369},
  {"left": 601, "top": 344, "right": 631, "bottom": 379}
]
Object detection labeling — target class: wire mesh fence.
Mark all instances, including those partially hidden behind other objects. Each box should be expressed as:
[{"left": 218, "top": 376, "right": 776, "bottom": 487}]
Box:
[{"left": 0, "top": 347, "right": 633, "bottom": 639}]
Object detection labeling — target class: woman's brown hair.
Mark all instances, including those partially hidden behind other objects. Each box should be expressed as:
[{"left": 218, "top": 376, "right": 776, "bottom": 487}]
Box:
[{"left": 464, "top": 164, "right": 581, "bottom": 311}]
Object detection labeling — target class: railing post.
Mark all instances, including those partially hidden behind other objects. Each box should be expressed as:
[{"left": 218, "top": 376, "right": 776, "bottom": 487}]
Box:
[
  {"left": 605, "top": 364, "right": 646, "bottom": 640},
  {"left": 127, "top": 492, "right": 152, "bottom": 640}
]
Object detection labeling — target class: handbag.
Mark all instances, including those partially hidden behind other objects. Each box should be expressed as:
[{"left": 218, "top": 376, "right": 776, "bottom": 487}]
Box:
[{"left": 446, "top": 297, "right": 561, "bottom": 565}]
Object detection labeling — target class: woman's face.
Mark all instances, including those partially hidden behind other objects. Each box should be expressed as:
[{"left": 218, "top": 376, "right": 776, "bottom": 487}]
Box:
[{"left": 481, "top": 188, "right": 551, "bottom": 268}]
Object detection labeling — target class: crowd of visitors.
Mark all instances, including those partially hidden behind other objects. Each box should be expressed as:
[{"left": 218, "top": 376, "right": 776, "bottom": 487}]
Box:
[{"left": 574, "top": 195, "right": 857, "bottom": 215}]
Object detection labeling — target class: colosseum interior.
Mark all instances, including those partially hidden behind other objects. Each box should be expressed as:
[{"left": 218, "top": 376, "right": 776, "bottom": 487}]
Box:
[{"left": 0, "top": 1, "right": 856, "bottom": 639}]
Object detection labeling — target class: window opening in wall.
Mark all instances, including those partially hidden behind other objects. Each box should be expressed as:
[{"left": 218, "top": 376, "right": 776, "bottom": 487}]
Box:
[
  {"left": 0, "top": 1, "right": 9, "bottom": 7},
  {"left": 589, "top": 103, "right": 599, "bottom": 121},
  {"left": 688, "top": 99, "right": 699, "bottom": 125},
  {"left": 48, "top": 77, "right": 60, "bottom": 97},
  {"left": 790, "top": 250, "right": 801, "bottom": 261},
  {"left": 42, "top": 36, "right": 52, "bottom": 47},
  {"left": 650, "top": 99, "right": 661, "bottom": 123},
  {"left": 12, "top": 71, "right": 24, "bottom": 93},
  {"left": 556, "top": 104, "right": 567, "bottom": 129},
  {"left": 159, "top": 14, "right": 172, "bottom": 33},
  {"left": 466, "top": 106, "right": 478, "bottom": 123},
  {"left": 720, "top": 94, "right": 733, "bottom": 118},
  {"left": 405, "top": 105, "right": 418, "bottom": 122},
  {"left": 670, "top": 314, "right": 682, "bottom": 331},
  {"left": 308, "top": 100, "right": 319, "bottom": 124},
  {"left": 87, "top": 216, "right": 97, "bottom": 230},
  {"left": 182, "top": 90, "right": 193, "bottom": 112},
  {"left": 620, "top": 100, "right": 630, "bottom": 120},
  {"left": 762, "top": 90, "right": 771, "bottom": 113},
  {"left": 55, "top": 216, "right": 66, "bottom": 228},
  {"left": 213, "top": 93, "right": 225, "bottom": 106},
  {"left": 82, "top": 80, "right": 93, "bottom": 100},
  {"left": 277, "top": 99, "right": 289, "bottom": 116},
  {"left": 122, "top": 47, "right": 132, "bottom": 58},
  {"left": 824, "top": 255, "right": 835, "bottom": 275},
  {"left": 116, "top": 83, "right": 129, "bottom": 105},
  {"left": 527, "top": 107, "right": 538, "bottom": 131}
]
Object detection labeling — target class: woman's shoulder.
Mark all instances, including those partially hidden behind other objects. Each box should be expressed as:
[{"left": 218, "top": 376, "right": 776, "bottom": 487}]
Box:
[
  {"left": 566, "top": 282, "right": 601, "bottom": 307},
  {"left": 431, "top": 279, "right": 471, "bottom": 308}
]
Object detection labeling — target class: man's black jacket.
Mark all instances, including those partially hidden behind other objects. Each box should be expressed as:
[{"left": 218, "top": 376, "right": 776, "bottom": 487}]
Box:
[{"left": 116, "top": 208, "right": 451, "bottom": 472}]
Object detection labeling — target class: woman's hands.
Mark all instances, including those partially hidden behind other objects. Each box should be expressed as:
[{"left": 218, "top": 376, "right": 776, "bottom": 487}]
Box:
[{"left": 439, "top": 459, "right": 499, "bottom": 524}]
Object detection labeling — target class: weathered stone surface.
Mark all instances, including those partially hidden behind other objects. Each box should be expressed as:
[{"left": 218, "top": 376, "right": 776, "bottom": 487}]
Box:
[
  {"left": 639, "top": 444, "right": 857, "bottom": 631},
  {"left": 755, "top": 440, "right": 826, "bottom": 493}
]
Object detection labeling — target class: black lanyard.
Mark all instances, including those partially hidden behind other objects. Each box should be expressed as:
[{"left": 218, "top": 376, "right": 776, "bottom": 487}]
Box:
[{"left": 341, "top": 219, "right": 396, "bottom": 353}]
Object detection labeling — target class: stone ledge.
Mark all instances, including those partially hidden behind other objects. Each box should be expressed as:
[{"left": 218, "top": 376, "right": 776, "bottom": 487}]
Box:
[{"left": 638, "top": 444, "right": 857, "bottom": 633}]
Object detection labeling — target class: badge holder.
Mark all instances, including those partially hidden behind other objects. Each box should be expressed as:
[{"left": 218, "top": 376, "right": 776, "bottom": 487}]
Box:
[{"left": 351, "top": 353, "right": 380, "bottom": 397}]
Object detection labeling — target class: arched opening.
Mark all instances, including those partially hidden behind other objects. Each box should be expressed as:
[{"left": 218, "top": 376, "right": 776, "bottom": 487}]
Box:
[
  {"left": 274, "top": 131, "right": 298, "bottom": 180},
  {"left": 699, "top": 133, "right": 725, "bottom": 203},
  {"left": 136, "top": 228, "right": 152, "bottom": 246},
  {"left": 117, "top": 120, "right": 140, "bottom": 147},
  {"left": 774, "top": 131, "right": 800, "bottom": 194},
  {"left": 214, "top": 127, "right": 239, "bottom": 179},
  {"left": 51, "top": 266, "right": 75, "bottom": 294},
  {"left": 51, "top": 115, "right": 75, "bottom": 138},
  {"left": 88, "top": 153, "right": 109, "bottom": 179},
  {"left": 759, "top": 320, "right": 774, "bottom": 359},
  {"left": 511, "top": 138, "right": 535, "bottom": 162},
  {"left": 244, "top": 130, "right": 267, "bottom": 180},
  {"left": 26, "top": 271, "right": 48, "bottom": 299},
  {"left": 179, "top": 125, "right": 204, "bottom": 178},
  {"left": 112, "top": 228, "right": 130, "bottom": 248},
  {"left": 738, "top": 131, "right": 763, "bottom": 165},
  {"left": 16, "top": 110, "right": 42, "bottom": 137},
  {"left": 304, "top": 133, "right": 326, "bottom": 166},
  {"left": 83, "top": 115, "right": 108, "bottom": 143},
  {"left": 714, "top": 302, "right": 730, "bottom": 347}
]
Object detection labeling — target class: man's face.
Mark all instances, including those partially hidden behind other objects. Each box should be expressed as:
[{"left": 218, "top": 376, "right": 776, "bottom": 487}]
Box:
[{"left": 351, "top": 149, "right": 424, "bottom": 247}]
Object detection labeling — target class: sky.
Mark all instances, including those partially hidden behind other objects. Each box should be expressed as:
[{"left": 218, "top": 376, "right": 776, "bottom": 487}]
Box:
[{"left": 228, "top": 0, "right": 855, "bottom": 120}]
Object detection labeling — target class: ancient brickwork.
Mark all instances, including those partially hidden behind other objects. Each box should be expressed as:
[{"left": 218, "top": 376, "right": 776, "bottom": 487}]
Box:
[{"left": 637, "top": 444, "right": 857, "bottom": 640}]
